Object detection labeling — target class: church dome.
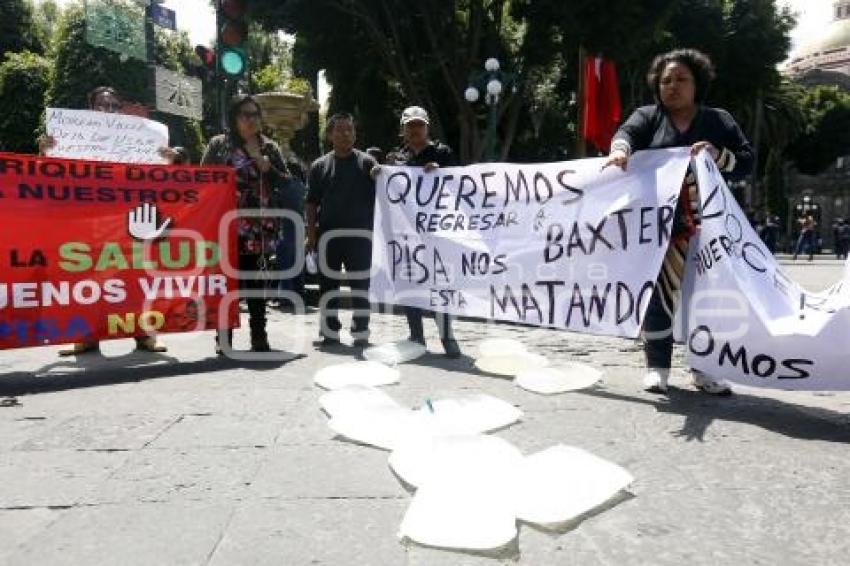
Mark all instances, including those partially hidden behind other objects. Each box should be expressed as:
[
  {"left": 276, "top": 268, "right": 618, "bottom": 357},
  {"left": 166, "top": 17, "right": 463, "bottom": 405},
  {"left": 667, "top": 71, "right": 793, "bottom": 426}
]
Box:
[{"left": 787, "top": 1, "right": 850, "bottom": 77}]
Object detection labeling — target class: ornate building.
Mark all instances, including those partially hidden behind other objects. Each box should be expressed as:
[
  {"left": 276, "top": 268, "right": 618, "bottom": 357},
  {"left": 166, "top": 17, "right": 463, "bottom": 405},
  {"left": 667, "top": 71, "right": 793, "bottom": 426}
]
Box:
[{"left": 783, "top": 1, "right": 850, "bottom": 251}]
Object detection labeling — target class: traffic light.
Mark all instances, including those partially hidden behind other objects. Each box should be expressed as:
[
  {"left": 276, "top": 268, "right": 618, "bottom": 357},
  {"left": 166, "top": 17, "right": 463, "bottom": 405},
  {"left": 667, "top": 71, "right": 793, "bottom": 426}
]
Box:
[{"left": 218, "top": 0, "right": 247, "bottom": 79}]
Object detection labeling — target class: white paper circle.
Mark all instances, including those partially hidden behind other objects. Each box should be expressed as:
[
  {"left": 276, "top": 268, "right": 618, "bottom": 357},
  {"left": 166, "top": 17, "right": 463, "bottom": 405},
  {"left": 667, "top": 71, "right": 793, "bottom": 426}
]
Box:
[
  {"left": 420, "top": 394, "right": 523, "bottom": 436},
  {"left": 319, "top": 385, "right": 401, "bottom": 417},
  {"left": 313, "top": 361, "right": 400, "bottom": 390},
  {"left": 474, "top": 352, "right": 549, "bottom": 377},
  {"left": 515, "top": 363, "right": 603, "bottom": 394},
  {"left": 513, "top": 445, "right": 634, "bottom": 524},
  {"left": 328, "top": 406, "right": 418, "bottom": 450},
  {"left": 389, "top": 433, "right": 523, "bottom": 489},
  {"left": 476, "top": 338, "right": 528, "bottom": 359},
  {"left": 363, "top": 340, "right": 427, "bottom": 365},
  {"left": 397, "top": 436, "right": 521, "bottom": 550}
]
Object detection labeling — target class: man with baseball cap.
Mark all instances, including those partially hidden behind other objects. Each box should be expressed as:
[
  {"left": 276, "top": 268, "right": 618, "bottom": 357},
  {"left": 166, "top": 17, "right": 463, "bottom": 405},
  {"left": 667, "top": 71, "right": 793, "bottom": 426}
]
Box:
[{"left": 386, "top": 106, "right": 461, "bottom": 357}]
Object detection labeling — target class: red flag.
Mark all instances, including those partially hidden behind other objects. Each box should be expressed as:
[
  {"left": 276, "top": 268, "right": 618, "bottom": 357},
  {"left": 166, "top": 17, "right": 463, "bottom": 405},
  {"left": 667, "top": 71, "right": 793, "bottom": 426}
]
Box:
[{"left": 582, "top": 56, "right": 622, "bottom": 153}]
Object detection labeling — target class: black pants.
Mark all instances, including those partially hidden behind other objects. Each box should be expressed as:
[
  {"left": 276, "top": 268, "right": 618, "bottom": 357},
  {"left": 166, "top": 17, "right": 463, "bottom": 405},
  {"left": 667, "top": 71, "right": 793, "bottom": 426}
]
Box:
[
  {"left": 218, "top": 254, "right": 268, "bottom": 346},
  {"left": 318, "top": 234, "right": 372, "bottom": 339},
  {"left": 240, "top": 254, "right": 268, "bottom": 340},
  {"left": 642, "top": 288, "right": 674, "bottom": 369},
  {"left": 406, "top": 308, "right": 455, "bottom": 344}
]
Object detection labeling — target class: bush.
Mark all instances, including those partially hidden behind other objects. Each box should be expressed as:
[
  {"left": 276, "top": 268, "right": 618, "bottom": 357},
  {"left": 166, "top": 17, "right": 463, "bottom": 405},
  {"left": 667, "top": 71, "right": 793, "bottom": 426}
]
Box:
[{"left": 0, "top": 51, "right": 50, "bottom": 153}]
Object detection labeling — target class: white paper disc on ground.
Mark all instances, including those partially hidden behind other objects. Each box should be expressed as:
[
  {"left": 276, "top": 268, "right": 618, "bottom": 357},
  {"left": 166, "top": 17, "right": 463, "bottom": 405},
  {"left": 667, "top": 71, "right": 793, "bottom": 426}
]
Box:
[
  {"left": 319, "top": 385, "right": 401, "bottom": 417},
  {"left": 422, "top": 394, "right": 523, "bottom": 435},
  {"left": 474, "top": 352, "right": 549, "bottom": 377},
  {"left": 398, "top": 452, "right": 520, "bottom": 550},
  {"left": 477, "top": 338, "right": 528, "bottom": 359},
  {"left": 313, "top": 361, "right": 400, "bottom": 390},
  {"left": 363, "top": 340, "right": 427, "bottom": 365},
  {"left": 513, "top": 445, "right": 634, "bottom": 524},
  {"left": 515, "top": 364, "right": 603, "bottom": 394},
  {"left": 328, "top": 405, "right": 419, "bottom": 450},
  {"left": 389, "top": 433, "right": 523, "bottom": 489}
]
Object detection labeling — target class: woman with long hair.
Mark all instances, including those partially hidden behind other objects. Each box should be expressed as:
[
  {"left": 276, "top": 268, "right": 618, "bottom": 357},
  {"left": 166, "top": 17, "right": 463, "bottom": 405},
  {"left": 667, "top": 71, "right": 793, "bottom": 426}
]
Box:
[{"left": 201, "top": 95, "right": 291, "bottom": 353}]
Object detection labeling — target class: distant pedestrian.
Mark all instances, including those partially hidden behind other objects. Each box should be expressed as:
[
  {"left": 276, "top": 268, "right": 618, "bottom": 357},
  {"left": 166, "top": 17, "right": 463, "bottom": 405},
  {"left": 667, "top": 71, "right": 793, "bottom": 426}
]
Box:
[
  {"left": 760, "top": 211, "right": 779, "bottom": 254},
  {"left": 793, "top": 215, "right": 817, "bottom": 261},
  {"left": 837, "top": 219, "right": 850, "bottom": 260}
]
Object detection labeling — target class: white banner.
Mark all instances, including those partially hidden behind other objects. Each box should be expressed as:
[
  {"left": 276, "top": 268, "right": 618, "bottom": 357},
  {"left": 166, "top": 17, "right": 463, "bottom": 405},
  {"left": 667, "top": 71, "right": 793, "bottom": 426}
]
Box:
[
  {"left": 45, "top": 107, "right": 169, "bottom": 164},
  {"left": 679, "top": 153, "right": 850, "bottom": 390},
  {"left": 371, "top": 149, "right": 692, "bottom": 338}
]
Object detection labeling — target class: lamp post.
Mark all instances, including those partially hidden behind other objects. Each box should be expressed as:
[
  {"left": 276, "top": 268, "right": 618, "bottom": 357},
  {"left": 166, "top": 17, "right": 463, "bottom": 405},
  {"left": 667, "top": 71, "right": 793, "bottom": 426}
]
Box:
[{"left": 465, "top": 58, "right": 512, "bottom": 162}]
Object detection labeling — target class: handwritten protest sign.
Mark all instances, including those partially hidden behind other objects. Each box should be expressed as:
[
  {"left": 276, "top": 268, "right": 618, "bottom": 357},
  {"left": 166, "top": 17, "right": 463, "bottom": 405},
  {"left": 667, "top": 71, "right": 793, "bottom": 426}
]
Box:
[
  {"left": 46, "top": 108, "right": 169, "bottom": 164},
  {"left": 0, "top": 153, "right": 239, "bottom": 350},
  {"left": 678, "top": 153, "right": 850, "bottom": 390},
  {"left": 371, "top": 149, "right": 692, "bottom": 338}
]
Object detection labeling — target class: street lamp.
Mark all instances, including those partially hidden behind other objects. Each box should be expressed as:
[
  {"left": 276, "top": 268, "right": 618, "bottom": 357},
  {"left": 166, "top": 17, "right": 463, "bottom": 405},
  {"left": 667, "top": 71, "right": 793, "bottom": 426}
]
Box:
[{"left": 466, "top": 57, "right": 513, "bottom": 162}]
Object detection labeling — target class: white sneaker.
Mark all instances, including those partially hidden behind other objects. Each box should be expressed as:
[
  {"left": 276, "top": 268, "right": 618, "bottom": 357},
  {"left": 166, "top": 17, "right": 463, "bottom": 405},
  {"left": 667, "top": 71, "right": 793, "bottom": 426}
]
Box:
[
  {"left": 642, "top": 369, "right": 669, "bottom": 393},
  {"left": 692, "top": 370, "right": 732, "bottom": 396}
]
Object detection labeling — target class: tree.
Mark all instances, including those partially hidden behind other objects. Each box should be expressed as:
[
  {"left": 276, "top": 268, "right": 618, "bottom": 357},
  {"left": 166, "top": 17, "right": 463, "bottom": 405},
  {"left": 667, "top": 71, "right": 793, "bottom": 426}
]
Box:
[
  {"left": 788, "top": 85, "right": 850, "bottom": 175},
  {"left": 32, "top": 0, "right": 61, "bottom": 53},
  {"left": 0, "top": 0, "right": 43, "bottom": 59},
  {"left": 248, "top": 0, "right": 797, "bottom": 164},
  {"left": 763, "top": 148, "right": 788, "bottom": 226},
  {"left": 46, "top": 1, "right": 205, "bottom": 160},
  {"left": 0, "top": 51, "right": 50, "bottom": 153}
]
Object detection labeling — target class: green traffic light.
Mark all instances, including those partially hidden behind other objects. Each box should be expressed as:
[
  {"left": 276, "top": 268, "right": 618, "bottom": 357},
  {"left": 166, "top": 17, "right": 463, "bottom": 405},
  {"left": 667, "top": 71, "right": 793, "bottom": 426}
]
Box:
[{"left": 221, "top": 48, "right": 246, "bottom": 77}]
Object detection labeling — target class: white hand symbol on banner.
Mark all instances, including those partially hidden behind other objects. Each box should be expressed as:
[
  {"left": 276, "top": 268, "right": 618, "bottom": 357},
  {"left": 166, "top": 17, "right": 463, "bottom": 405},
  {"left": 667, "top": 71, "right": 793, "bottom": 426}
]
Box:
[{"left": 128, "top": 202, "right": 172, "bottom": 241}]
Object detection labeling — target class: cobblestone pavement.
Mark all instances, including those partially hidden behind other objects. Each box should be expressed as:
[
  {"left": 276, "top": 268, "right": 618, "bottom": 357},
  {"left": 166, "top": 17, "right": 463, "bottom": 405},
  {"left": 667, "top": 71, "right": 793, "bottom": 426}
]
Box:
[{"left": 0, "top": 260, "right": 847, "bottom": 565}]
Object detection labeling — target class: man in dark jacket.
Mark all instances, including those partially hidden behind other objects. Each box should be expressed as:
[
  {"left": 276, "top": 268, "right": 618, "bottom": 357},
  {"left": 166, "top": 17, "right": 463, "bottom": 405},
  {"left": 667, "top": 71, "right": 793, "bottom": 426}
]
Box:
[{"left": 385, "top": 106, "right": 461, "bottom": 358}]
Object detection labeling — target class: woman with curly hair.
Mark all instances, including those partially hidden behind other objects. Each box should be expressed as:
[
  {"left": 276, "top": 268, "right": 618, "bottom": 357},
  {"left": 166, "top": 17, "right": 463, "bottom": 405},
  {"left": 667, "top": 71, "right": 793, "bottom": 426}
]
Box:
[{"left": 603, "top": 48, "right": 754, "bottom": 395}]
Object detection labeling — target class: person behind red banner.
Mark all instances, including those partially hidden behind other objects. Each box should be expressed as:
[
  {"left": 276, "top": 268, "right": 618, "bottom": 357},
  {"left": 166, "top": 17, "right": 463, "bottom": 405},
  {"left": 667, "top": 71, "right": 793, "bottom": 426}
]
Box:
[
  {"left": 39, "top": 86, "right": 177, "bottom": 357},
  {"left": 201, "top": 95, "right": 291, "bottom": 354},
  {"left": 602, "top": 49, "right": 754, "bottom": 395}
]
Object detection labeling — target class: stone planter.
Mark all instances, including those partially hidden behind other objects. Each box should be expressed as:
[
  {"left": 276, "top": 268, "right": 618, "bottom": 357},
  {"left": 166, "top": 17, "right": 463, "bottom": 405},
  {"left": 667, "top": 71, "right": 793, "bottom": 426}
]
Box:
[{"left": 254, "top": 90, "right": 320, "bottom": 155}]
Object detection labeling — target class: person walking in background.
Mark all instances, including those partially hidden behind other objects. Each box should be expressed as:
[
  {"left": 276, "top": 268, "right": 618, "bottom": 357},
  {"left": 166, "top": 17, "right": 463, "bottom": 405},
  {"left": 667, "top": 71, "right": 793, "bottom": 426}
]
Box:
[
  {"left": 305, "top": 113, "right": 377, "bottom": 348},
  {"left": 603, "top": 49, "right": 753, "bottom": 395},
  {"left": 201, "top": 95, "right": 291, "bottom": 353},
  {"left": 759, "top": 211, "right": 780, "bottom": 254},
  {"left": 793, "top": 215, "right": 817, "bottom": 261},
  {"left": 837, "top": 218, "right": 850, "bottom": 260}
]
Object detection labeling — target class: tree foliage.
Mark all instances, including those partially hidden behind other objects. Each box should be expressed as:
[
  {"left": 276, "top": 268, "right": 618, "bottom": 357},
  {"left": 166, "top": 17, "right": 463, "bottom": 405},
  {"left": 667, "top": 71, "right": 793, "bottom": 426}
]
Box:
[
  {"left": 247, "top": 0, "right": 798, "bottom": 164},
  {"left": 0, "top": 0, "right": 43, "bottom": 60},
  {"left": 0, "top": 51, "right": 51, "bottom": 153},
  {"left": 45, "top": 1, "right": 205, "bottom": 160},
  {"left": 787, "top": 85, "right": 850, "bottom": 175}
]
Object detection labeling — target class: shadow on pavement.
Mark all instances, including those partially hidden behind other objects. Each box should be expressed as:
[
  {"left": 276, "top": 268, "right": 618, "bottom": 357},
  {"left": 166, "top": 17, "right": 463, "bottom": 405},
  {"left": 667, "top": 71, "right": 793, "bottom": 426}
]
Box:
[
  {"left": 580, "top": 387, "right": 850, "bottom": 444},
  {"left": 0, "top": 350, "right": 305, "bottom": 397}
]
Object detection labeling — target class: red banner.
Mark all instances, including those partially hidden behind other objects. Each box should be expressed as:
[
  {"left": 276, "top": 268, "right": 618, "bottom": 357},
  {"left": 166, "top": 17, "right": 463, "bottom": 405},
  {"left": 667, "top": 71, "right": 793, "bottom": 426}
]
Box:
[{"left": 0, "top": 153, "right": 240, "bottom": 350}]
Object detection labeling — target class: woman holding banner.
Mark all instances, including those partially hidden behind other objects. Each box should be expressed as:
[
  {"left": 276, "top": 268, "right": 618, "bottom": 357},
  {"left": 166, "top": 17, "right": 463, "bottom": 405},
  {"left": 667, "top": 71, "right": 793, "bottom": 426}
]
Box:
[
  {"left": 603, "top": 49, "right": 754, "bottom": 395},
  {"left": 201, "top": 95, "right": 291, "bottom": 354}
]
